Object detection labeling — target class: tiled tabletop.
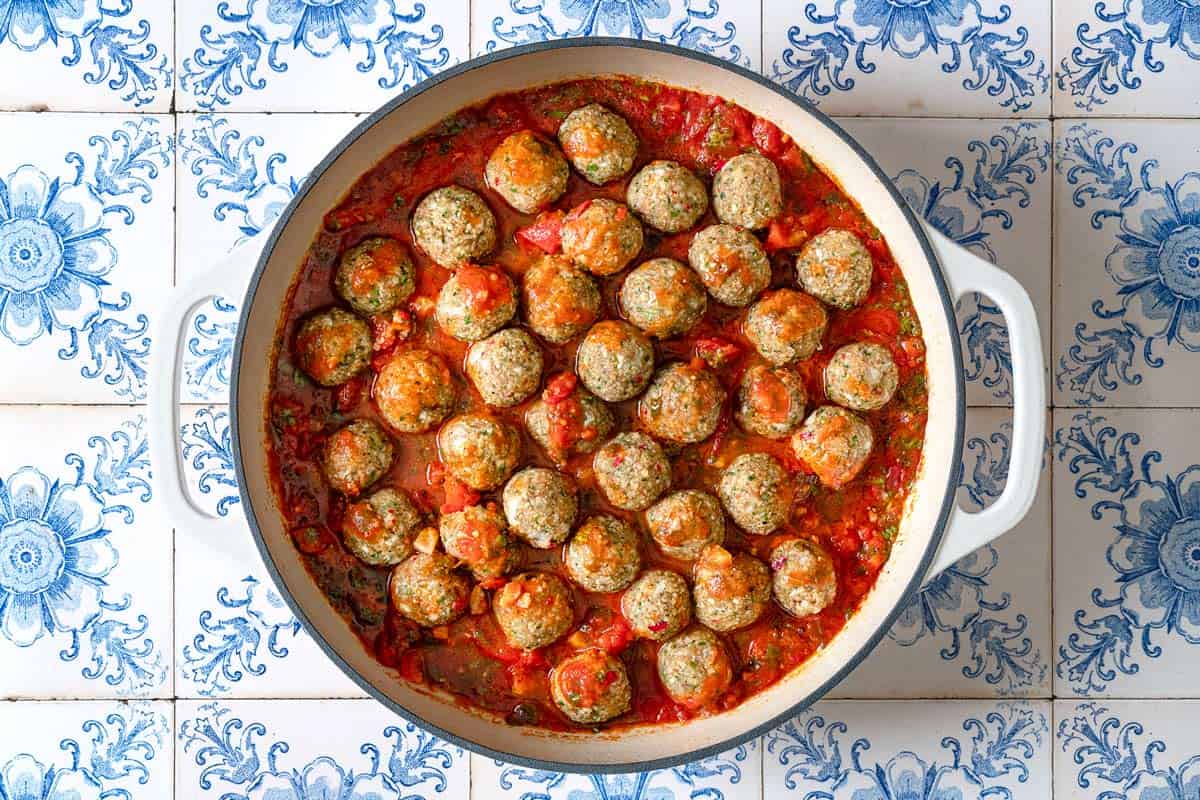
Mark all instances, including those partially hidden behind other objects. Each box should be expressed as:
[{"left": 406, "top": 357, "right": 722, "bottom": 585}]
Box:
[{"left": 0, "top": 1, "right": 1196, "bottom": 797}]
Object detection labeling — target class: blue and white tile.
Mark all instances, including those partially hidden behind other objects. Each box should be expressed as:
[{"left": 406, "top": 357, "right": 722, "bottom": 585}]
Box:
[
  {"left": 1053, "top": 408, "right": 1200, "bottom": 697},
  {"left": 0, "top": 700, "right": 172, "bottom": 796},
  {"left": 1055, "top": 700, "right": 1200, "bottom": 798},
  {"left": 764, "top": 700, "right": 1052, "bottom": 799},
  {"left": 176, "top": 0, "right": 469, "bottom": 112},
  {"left": 0, "top": 406, "right": 171, "bottom": 699},
  {"left": 176, "top": 406, "right": 365, "bottom": 699},
  {"left": 764, "top": 0, "right": 1051, "bottom": 117},
  {"left": 0, "top": 112, "right": 172, "bottom": 404},
  {"left": 830, "top": 407, "right": 1052, "bottom": 698},
  {"left": 176, "top": 113, "right": 364, "bottom": 404},
  {"left": 175, "top": 699, "right": 468, "bottom": 799},
  {"left": 474, "top": 741, "right": 760, "bottom": 800},
  {"left": 1054, "top": 120, "right": 1200, "bottom": 407},
  {"left": 0, "top": 1, "right": 172, "bottom": 112},
  {"left": 837, "top": 118, "right": 1052, "bottom": 406},
  {"left": 471, "top": 0, "right": 762, "bottom": 69},
  {"left": 1054, "top": 0, "right": 1200, "bottom": 116}
]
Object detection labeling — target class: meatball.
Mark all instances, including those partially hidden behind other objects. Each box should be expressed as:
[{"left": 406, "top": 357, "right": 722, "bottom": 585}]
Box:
[
  {"left": 626, "top": 160, "right": 708, "bottom": 233},
  {"left": 718, "top": 453, "right": 792, "bottom": 535},
  {"left": 575, "top": 321, "right": 654, "bottom": 402},
  {"left": 564, "top": 515, "right": 641, "bottom": 593},
  {"left": 412, "top": 186, "right": 497, "bottom": 267},
  {"left": 795, "top": 228, "right": 873, "bottom": 309},
  {"left": 645, "top": 490, "right": 725, "bottom": 561},
  {"left": 637, "top": 362, "right": 726, "bottom": 445},
  {"left": 466, "top": 328, "right": 543, "bottom": 407},
  {"left": 621, "top": 570, "right": 691, "bottom": 641},
  {"left": 389, "top": 552, "right": 470, "bottom": 627},
  {"left": 493, "top": 571, "right": 573, "bottom": 650},
  {"left": 341, "top": 488, "right": 422, "bottom": 565},
  {"left": 322, "top": 419, "right": 393, "bottom": 497},
  {"left": 437, "top": 414, "right": 522, "bottom": 491},
  {"left": 435, "top": 265, "right": 517, "bottom": 342},
  {"left": 438, "top": 503, "right": 518, "bottom": 580},
  {"left": 522, "top": 256, "right": 601, "bottom": 344},
  {"left": 770, "top": 539, "right": 837, "bottom": 618},
  {"left": 712, "top": 152, "right": 783, "bottom": 230},
  {"left": 735, "top": 364, "right": 807, "bottom": 439},
  {"left": 744, "top": 289, "right": 829, "bottom": 365},
  {"left": 374, "top": 349, "right": 455, "bottom": 433},
  {"left": 557, "top": 103, "right": 638, "bottom": 185},
  {"left": 560, "top": 198, "right": 643, "bottom": 276},
  {"left": 657, "top": 627, "right": 733, "bottom": 709},
  {"left": 791, "top": 405, "right": 874, "bottom": 489},
  {"left": 293, "top": 308, "right": 371, "bottom": 387},
  {"left": 692, "top": 544, "right": 771, "bottom": 632},
  {"left": 525, "top": 380, "right": 615, "bottom": 461},
  {"left": 334, "top": 237, "right": 415, "bottom": 316},
  {"left": 550, "top": 649, "right": 632, "bottom": 725},
  {"left": 502, "top": 467, "right": 577, "bottom": 549},
  {"left": 619, "top": 258, "right": 707, "bottom": 338},
  {"left": 825, "top": 342, "right": 899, "bottom": 411},
  {"left": 688, "top": 224, "right": 770, "bottom": 308},
  {"left": 592, "top": 432, "right": 671, "bottom": 511},
  {"left": 485, "top": 130, "right": 568, "bottom": 214}
]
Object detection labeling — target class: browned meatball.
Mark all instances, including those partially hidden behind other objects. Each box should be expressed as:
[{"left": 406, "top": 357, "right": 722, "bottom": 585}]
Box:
[
  {"left": 560, "top": 198, "right": 643, "bottom": 276},
  {"left": 437, "top": 414, "right": 522, "bottom": 491},
  {"left": 374, "top": 349, "right": 456, "bottom": 433},
  {"left": 523, "top": 256, "right": 601, "bottom": 345},
  {"left": 438, "top": 503, "right": 519, "bottom": 580},
  {"left": 485, "top": 130, "right": 569, "bottom": 213},
  {"left": 493, "top": 572, "right": 574, "bottom": 650},
  {"left": 637, "top": 361, "right": 726, "bottom": 444},
  {"left": 744, "top": 289, "right": 829, "bottom": 365}
]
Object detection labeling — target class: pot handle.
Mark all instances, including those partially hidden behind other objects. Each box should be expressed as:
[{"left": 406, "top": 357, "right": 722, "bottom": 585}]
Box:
[
  {"left": 923, "top": 227, "right": 1045, "bottom": 580},
  {"left": 148, "top": 249, "right": 252, "bottom": 536}
]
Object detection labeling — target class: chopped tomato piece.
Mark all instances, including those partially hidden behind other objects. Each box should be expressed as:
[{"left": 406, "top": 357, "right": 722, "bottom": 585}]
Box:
[
  {"left": 694, "top": 337, "right": 740, "bottom": 370},
  {"left": 765, "top": 213, "right": 810, "bottom": 253},
  {"left": 515, "top": 210, "right": 565, "bottom": 254},
  {"left": 440, "top": 474, "right": 481, "bottom": 514}
]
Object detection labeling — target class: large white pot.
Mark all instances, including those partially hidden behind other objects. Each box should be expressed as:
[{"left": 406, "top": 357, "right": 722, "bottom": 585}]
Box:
[{"left": 149, "top": 40, "right": 1044, "bottom": 773}]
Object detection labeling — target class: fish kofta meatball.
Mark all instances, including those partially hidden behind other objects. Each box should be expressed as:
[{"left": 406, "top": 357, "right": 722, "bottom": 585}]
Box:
[
  {"left": 744, "top": 288, "right": 829, "bottom": 365},
  {"left": 557, "top": 103, "right": 639, "bottom": 185},
  {"left": 341, "top": 488, "right": 422, "bottom": 566},
  {"left": 466, "top": 328, "right": 543, "bottom": 407},
  {"left": 770, "top": 539, "right": 838, "bottom": 618},
  {"left": 593, "top": 432, "right": 671, "bottom": 511},
  {"left": 692, "top": 544, "right": 771, "bottom": 632},
  {"left": 645, "top": 490, "right": 725, "bottom": 561},
  {"left": 502, "top": 467, "right": 578, "bottom": 549},
  {"left": 718, "top": 453, "right": 791, "bottom": 535},
  {"left": 564, "top": 515, "right": 641, "bottom": 593},
  {"left": 293, "top": 308, "right": 371, "bottom": 387},
  {"left": 412, "top": 186, "right": 496, "bottom": 267},
  {"left": 525, "top": 378, "right": 615, "bottom": 461},
  {"left": 522, "top": 256, "right": 601, "bottom": 344},
  {"left": 322, "top": 419, "right": 393, "bottom": 497},
  {"left": 437, "top": 414, "right": 522, "bottom": 491},
  {"left": 621, "top": 569, "right": 691, "bottom": 641},
  {"left": 688, "top": 224, "right": 770, "bottom": 308},
  {"left": 626, "top": 160, "right": 708, "bottom": 233},
  {"left": 389, "top": 552, "right": 470, "bottom": 627},
  {"left": 791, "top": 405, "right": 874, "bottom": 489},
  {"left": 637, "top": 361, "right": 726, "bottom": 445},
  {"left": 485, "top": 130, "right": 569, "bottom": 214},
  {"left": 435, "top": 265, "right": 516, "bottom": 342},
  {"left": 795, "top": 228, "right": 873, "bottom": 309},
  {"left": 619, "top": 258, "right": 707, "bottom": 338},
  {"left": 735, "top": 364, "right": 807, "bottom": 439},
  {"left": 493, "top": 571, "right": 574, "bottom": 650},
  {"left": 824, "top": 342, "right": 899, "bottom": 411},
  {"left": 712, "top": 151, "right": 783, "bottom": 230},
  {"left": 374, "top": 349, "right": 455, "bottom": 433},
  {"left": 657, "top": 627, "right": 733, "bottom": 709},
  {"left": 575, "top": 320, "right": 654, "bottom": 402},
  {"left": 438, "top": 503, "right": 519, "bottom": 580},
  {"left": 560, "top": 198, "right": 643, "bottom": 276},
  {"left": 334, "top": 237, "right": 415, "bottom": 316},
  {"left": 550, "top": 649, "right": 632, "bottom": 725}
]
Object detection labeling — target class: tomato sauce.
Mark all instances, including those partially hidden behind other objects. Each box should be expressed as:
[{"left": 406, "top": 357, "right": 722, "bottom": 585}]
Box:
[{"left": 266, "top": 78, "right": 928, "bottom": 731}]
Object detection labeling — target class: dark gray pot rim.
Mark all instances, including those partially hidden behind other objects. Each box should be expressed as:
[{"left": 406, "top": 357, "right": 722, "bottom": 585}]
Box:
[{"left": 229, "top": 37, "right": 966, "bottom": 776}]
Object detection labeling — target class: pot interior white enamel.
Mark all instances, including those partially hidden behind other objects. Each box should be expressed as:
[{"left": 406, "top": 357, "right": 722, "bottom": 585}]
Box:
[{"left": 230, "top": 41, "right": 964, "bottom": 772}]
